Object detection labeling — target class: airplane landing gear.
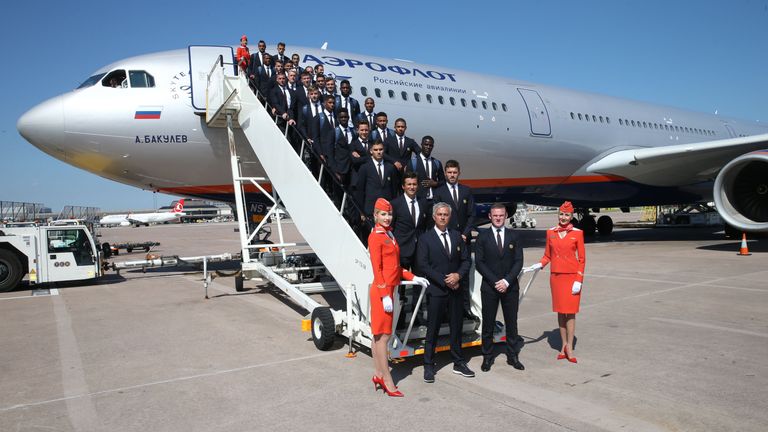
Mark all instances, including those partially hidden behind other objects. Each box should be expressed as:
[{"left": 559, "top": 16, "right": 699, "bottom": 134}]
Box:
[
  {"left": 597, "top": 215, "right": 614, "bottom": 236},
  {"left": 575, "top": 210, "right": 613, "bottom": 236}
]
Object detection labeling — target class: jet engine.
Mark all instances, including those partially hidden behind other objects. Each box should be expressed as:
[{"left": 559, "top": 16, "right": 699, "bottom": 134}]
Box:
[{"left": 713, "top": 151, "right": 768, "bottom": 232}]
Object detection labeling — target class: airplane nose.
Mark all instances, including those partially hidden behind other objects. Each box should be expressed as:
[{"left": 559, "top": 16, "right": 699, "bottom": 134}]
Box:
[{"left": 17, "top": 96, "right": 65, "bottom": 151}]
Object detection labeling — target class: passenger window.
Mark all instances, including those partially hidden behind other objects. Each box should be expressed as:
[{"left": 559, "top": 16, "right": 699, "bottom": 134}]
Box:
[
  {"left": 592, "top": 115, "right": 597, "bottom": 122},
  {"left": 492, "top": 102, "right": 497, "bottom": 110},
  {"left": 643, "top": 122, "right": 647, "bottom": 128},
  {"left": 461, "top": 98, "right": 467, "bottom": 107},
  {"left": 414, "top": 92, "right": 421, "bottom": 102},
  {"left": 572, "top": 112, "right": 576, "bottom": 120},
  {"left": 578, "top": 113, "right": 583, "bottom": 120},
  {"left": 619, "top": 118, "right": 623, "bottom": 125},
  {"left": 606, "top": 117, "right": 610, "bottom": 124},
  {"left": 599, "top": 116, "right": 604, "bottom": 123},
  {"left": 471, "top": 100, "right": 477, "bottom": 109},
  {"left": 129, "top": 70, "right": 155, "bottom": 88},
  {"left": 585, "top": 114, "right": 590, "bottom": 122},
  {"left": 388, "top": 90, "right": 395, "bottom": 99},
  {"left": 102, "top": 69, "right": 127, "bottom": 88},
  {"left": 374, "top": 88, "right": 382, "bottom": 98},
  {"left": 401, "top": 91, "right": 408, "bottom": 101},
  {"left": 631, "top": 120, "right": 636, "bottom": 127},
  {"left": 426, "top": 94, "right": 433, "bottom": 103},
  {"left": 482, "top": 101, "right": 487, "bottom": 110},
  {"left": 438, "top": 95, "right": 444, "bottom": 104},
  {"left": 450, "top": 97, "right": 456, "bottom": 106},
  {"left": 361, "top": 87, "right": 368, "bottom": 96},
  {"left": 501, "top": 103, "right": 507, "bottom": 112}
]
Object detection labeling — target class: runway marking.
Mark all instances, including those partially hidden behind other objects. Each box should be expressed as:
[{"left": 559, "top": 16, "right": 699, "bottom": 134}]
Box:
[
  {"left": 698, "top": 284, "right": 768, "bottom": 293},
  {"left": 0, "top": 350, "right": 338, "bottom": 413},
  {"left": 52, "top": 293, "right": 101, "bottom": 430},
  {"left": 649, "top": 317, "right": 768, "bottom": 339}
]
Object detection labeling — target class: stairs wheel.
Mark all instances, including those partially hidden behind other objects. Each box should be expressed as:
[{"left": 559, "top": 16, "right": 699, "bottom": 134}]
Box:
[{"left": 311, "top": 307, "right": 336, "bottom": 350}]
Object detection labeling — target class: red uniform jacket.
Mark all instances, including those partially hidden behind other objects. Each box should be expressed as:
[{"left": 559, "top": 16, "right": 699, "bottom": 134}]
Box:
[
  {"left": 539, "top": 227, "right": 586, "bottom": 282},
  {"left": 236, "top": 46, "right": 250, "bottom": 70},
  {"left": 368, "top": 224, "right": 414, "bottom": 298}
]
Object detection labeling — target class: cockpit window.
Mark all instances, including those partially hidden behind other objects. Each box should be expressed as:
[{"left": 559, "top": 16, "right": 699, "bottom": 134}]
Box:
[
  {"left": 77, "top": 73, "right": 107, "bottom": 89},
  {"left": 129, "top": 70, "right": 155, "bottom": 88},
  {"left": 102, "top": 70, "right": 127, "bottom": 88}
]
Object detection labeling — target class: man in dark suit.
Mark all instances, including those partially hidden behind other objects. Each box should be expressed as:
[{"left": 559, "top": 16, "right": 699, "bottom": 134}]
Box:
[
  {"left": 370, "top": 112, "right": 395, "bottom": 144},
  {"left": 252, "top": 54, "right": 276, "bottom": 101},
  {"left": 356, "top": 97, "right": 377, "bottom": 129},
  {"left": 297, "top": 86, "right": 321, "bottom": 139},
  {"left": 249, "top": 40, "right": 268, "bottom": 69},
  {"left": 417, "top": 202, "right": 474, "bottom": 382},
  {"left": 406, "top": 135, "right": 444, "bottom": 202},
  {"left": 309, "top": 95, "right": 338, "bottom": 169},
  {"left": 433, "top": 159, "right": 477, "bottom": 320},
  {"left": 267, "top": 72, "right": 297, "bottom": 130},
  {"left": 391, "top": 172, "right": 430, "bottom": 270},
  {"left": 332, "top": 110, "right": 356, "bottom": 187},
  {"left": 294, "top": 71, "right": 313, "bottom": 109},
  {"left": 335, "top": 80, "right": 361, "bottom": 127},
  {"left": 273, "top": 41, "right": 289, "bottom": 65},
  {"left": 356, "top": 141, "right": 398, "bottom": 217},
  {"left": 475, "top": 203, "right": 525, "bottom": 372},
  {"left": 384, "top": 118, "right": 420, "bottom": 174},
  {"left": 349, "top": 120, "right": 372, "bottom": 194}
]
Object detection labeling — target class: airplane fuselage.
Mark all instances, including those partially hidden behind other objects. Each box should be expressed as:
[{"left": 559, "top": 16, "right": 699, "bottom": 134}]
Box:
[{"left": 17, "top": 46, "right": 768, "bottom": 209}]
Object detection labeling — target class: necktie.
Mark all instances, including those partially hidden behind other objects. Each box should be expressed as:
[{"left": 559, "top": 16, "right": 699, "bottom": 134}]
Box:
[
  {"left": 314, "top": 103, "right": 320, "bottom": 116},
  {"left": 362, "top": 141, "right": 368, "bottom": 152},
  {"left": 344, "top": 128, "right": 349, "bottom": 142},
  {"left": 342, "top": 97, "right": 347, "bottom": 108},
  {"left": 281, "top": 87, "right": 287, "bottom": 106},
  {"left": 329, "top": 114, "right": 335, "bottom": 129},
  {"left": 411, "top": 199, "right": 417, "bottom": 225},
  {"left": 398, "top": 136, "right": 403, "bottom": 152},
  {"left": 442, "top": 232, "right": 450, "bottom": 256},
  {"left": 368, "top": 113, "right": 373, "bottom": 126},
  {"left": 382, "top": 129, "right": 387, "bottom": 140},
  {"left": 377, "top": 162, "right": 383, "bottom": 181},
  {"left": 496, "top": 228, "right": 503, "bottom": 254},
  {"left": 425, "top": 157, "right": 431, "bottom": 179},
  {"left": 452, "top": 185, "right": 459, "bottom": 204},
  {"left": 266, "top": 68, "right": 270, "bottom": 77}
]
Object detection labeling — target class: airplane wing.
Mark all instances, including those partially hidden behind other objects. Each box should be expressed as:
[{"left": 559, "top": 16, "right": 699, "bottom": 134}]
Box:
[
  {"left": 126, "top": 216, "right": 145, "bottom": 224},
  {"left": 587, "top": 133, "right": 768, "bottom": 186}
]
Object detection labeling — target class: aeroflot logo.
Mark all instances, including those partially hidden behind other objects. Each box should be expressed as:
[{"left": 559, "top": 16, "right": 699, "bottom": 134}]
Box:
[{"left": 302, "top": 54, "right": 458, "bottom": 82}]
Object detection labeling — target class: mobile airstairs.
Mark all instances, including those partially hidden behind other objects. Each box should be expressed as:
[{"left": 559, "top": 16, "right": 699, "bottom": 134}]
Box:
[{"left": 203, "top": 56, "right": 530, "bottom": 358}]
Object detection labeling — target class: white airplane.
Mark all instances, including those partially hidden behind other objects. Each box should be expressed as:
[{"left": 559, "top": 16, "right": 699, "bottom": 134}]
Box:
[
  {"left": 16, "top": 44, "right": 768, "bottom": 235},
  {"left": 99, "top": 199, "right": 185, "bottom": 227}
]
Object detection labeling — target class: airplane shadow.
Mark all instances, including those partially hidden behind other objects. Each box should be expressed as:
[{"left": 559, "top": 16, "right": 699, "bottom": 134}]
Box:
[{"left": 697, "top": 239, "right": 767, "bottom": 253}]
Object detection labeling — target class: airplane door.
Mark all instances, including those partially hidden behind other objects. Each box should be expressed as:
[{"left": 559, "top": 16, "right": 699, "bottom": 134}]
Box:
[
  {"left": 188, "top": 45, "right": 236, "bottom": 111},
  {"left": 517, "top": 88, "right": 552, "bottom": 136},
  {"left": 724, "top": 124, "right": 736, "bottom": 138}
]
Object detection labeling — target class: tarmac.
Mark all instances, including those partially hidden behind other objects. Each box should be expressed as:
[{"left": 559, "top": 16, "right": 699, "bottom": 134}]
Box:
[{"left": 1, "top": 212, "right": 766, "bottom": 432}]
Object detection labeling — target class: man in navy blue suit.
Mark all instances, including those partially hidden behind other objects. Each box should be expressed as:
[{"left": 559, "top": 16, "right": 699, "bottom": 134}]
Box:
[
  {"left": 417, "top": 202, "right": 474, "bottom": 383},
  {"left": 356, "top": 97, "right": 377, "bottom": 129},
  {"left": 406, "top": 136, "right": 444, "bottom": 202},
  {"left": 391, "top": 172, "right": 430, "bottom": 270},
  {"left": 335, "top": 80, "right": 360, "bottom": 127},
  {"left": 267, "top": 72, "right": 296, "bottom": 130},
  {"left": 475, "top": 203, "right": 525, "bottom": 372},
  {"left": 309, "top": 95, "right": 338, "bottom": 168},
  {"left": 384, "top": 118, "right": 419, "bottom": 174},
  {"left": 356, "top": 141, "right": 398, "bottom": 218},
  {"left": 370, "top": 112, "right": 395, "bottom": 144}
]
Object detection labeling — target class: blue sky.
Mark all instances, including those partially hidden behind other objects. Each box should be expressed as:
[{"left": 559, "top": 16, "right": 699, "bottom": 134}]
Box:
[{"left": 1, "top": 0, "right": 767, "bottom": 211}]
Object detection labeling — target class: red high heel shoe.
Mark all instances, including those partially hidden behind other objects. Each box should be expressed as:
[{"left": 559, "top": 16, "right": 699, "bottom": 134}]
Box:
[
  {"left": 567, "top": 355, "right": 578, "bottom": 364},
  {"left": 380, "top": 380, "right": 404, "bottom": 397},
  {"left": 372, "top": 375, "right": 384, "bottom": 391},
  {"left": 556, "top": 353, "right": 567, "bottom": 360}
]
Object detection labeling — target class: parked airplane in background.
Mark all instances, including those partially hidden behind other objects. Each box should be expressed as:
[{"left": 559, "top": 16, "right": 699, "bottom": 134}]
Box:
[
  {"left": 16, "top": 44, "right": 768, "bottom": 235},
  {"left": 99, "top": 199, "right": 185, "bottom": 227}
]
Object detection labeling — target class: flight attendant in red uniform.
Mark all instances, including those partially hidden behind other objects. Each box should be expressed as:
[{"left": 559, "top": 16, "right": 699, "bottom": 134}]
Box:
[
  {"left": 368, "top": 198, "right": 428, "bottom": 397},
  {"left": 236, "top": 35, "right": 250, "bottom": 72},
  {"left": 528, "top": 201, "right": 585, "bottom": 363}
]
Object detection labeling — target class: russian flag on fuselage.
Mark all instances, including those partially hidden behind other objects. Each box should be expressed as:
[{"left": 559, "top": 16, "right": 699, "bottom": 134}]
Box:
[{"left": 135, "top": 106, "right": 162, "bottom": 119}]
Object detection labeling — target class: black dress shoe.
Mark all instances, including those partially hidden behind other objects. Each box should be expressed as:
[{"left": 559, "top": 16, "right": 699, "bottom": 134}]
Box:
[
  {"left": 481, "top": 357, "right": 493, "bottom": 372},
  {"left": 423, "top": 366, "right": 435, "bottom": 383},
  {"left": 507, "top": 355, "right": 525, "bottom": 370}
]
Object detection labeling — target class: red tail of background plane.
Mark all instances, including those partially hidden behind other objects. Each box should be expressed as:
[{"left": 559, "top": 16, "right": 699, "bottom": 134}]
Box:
[{"left": 173, "top": 199, "right": 185, "bottom": 213}]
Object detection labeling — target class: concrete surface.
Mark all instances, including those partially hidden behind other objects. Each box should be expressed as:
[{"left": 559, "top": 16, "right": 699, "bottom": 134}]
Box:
[{"left": 1, "top": 214, "right": 766, "bottom": 431}]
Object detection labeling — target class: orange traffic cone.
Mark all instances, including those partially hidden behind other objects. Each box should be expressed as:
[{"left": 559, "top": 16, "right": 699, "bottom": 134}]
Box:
[{"left": 738, "top": 233, "right": 752, "bottom": 256}]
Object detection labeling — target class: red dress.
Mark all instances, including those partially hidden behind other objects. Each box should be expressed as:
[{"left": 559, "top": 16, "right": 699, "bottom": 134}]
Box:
[
  {"left": 539, "top": 227, "right": 586, "bottom": 313},
  {"left": 368, "top": 224, "right": 414, "bottom": 335}
]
